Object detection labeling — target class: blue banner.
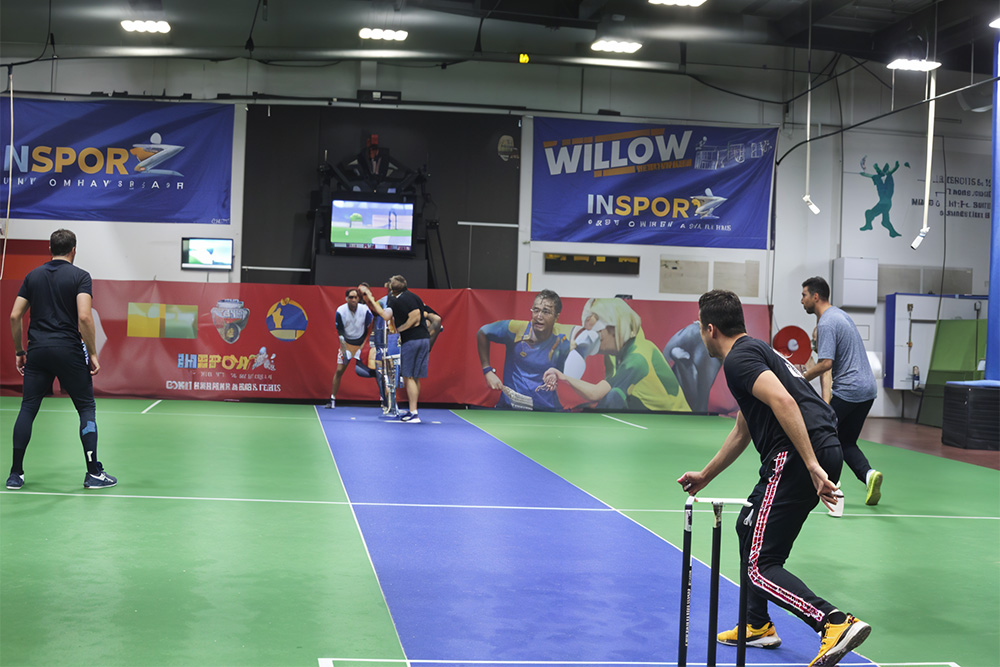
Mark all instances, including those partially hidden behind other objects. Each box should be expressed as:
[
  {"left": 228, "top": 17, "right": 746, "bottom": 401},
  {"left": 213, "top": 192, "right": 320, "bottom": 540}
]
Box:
[
  {"left": 1, "top": 99, "right": 233, "bottom": 224},
  {"left": 531, "top": 117, "right": 777, "bottom": 249}
]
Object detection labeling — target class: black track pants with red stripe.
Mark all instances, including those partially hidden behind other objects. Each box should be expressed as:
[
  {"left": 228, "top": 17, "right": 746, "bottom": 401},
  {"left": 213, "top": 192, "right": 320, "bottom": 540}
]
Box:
[{"left": 735, "top": 446, "right": 844, "bottom": 632}]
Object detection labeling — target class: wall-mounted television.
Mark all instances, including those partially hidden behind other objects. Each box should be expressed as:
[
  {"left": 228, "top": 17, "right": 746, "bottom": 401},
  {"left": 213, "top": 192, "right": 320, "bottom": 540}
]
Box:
[
  {"left": 181, "top": 237, "right": 234, "bottom": 271},
  {"left": 329, "top": 193, "right": 414, "bottom": 254}
]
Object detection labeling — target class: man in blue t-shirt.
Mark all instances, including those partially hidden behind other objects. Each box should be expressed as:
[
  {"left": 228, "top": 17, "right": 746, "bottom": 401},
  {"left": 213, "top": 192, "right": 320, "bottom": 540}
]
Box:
[
  {"left": 7, "top": 229, "right": 117, "bottom": 491},
  {"left": 678, "top": 290, "right": 870, "bottom": 667},
  {"left": 476, "top": 289, "right": 576, "bottom": 411},
  {"left": 800, "top": 276, "right": 883, "bottom": 506}
]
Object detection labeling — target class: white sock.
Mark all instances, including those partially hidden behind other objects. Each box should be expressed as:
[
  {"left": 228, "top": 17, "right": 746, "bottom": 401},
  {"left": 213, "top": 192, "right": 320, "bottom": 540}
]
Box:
[{"left": 865, "top": 469, "right": 875, "bottom": 483}]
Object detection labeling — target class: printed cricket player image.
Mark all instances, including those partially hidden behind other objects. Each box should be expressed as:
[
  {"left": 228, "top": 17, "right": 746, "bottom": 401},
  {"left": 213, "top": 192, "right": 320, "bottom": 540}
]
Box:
[
  {"left": 476, "top": 290, "right": 580, "bottom": 411},
  {"left": 543, "top": 298, "right": 690, "bottom": 412}
]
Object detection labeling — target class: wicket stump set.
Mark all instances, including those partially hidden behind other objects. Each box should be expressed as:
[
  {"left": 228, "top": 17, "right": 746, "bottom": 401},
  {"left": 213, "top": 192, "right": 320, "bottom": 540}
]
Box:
[{"left": 678, "top": 496, "right": 753, "bottom": 667}]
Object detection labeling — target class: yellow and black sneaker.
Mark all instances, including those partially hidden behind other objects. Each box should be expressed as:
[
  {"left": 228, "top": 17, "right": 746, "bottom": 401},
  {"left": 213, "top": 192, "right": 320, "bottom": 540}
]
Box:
[
  {"left": 865, "top": 470, "right": 883, "bottom": 506},
  {"left": 809, "top": 615, "right": 871, "bottom": 666},
  {"left": 716, "top": 621, "right": 781, "bottom": 648}
]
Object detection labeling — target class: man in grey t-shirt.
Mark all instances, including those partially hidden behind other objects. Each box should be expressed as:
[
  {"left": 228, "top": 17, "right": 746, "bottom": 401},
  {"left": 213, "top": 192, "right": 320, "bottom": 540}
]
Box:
[{"left": 800, "top": 276, "right": 883, "bottom": 507}]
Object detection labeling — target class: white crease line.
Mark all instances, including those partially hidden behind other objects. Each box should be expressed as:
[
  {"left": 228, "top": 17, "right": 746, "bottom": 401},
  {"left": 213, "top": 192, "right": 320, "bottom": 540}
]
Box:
[
  {"left": 0, "top": 407, "right": 317, "bottom": 419},
  {"left": 141, "top": 399, "right": 162, "bottom": 414},
  {"left": 0, "top": 491, "right": 350, "bottom": 505},
  {"left": 601, "top": 414, "right": 648, "bottom": 430},
  {"left": 2, "top": 491, "right": 996, "bottom": 522}
]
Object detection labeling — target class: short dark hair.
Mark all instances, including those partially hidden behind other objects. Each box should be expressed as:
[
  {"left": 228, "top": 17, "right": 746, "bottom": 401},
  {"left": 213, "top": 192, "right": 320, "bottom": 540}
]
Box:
[
  {"left": 346, "top": 288, "right": 359, "bottom": 298},
  {"left": 389, "top": 275, "right": 407, "bottom": 293},
  {"left": 50, "top": 229, "right": 77, "bottom": 257},
  {"left": 802, "top": 276, "right": 830, "bottom": 301},
  {"left": 536, "top": 289, "right": 562, "bottom": 315},
  {"left": 698, "top": 290, "right": 747, "bottom": 337}
]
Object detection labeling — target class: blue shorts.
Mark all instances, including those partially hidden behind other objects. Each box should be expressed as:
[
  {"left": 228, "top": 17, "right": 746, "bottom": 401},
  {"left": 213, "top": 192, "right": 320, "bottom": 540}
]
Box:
[{"left": 400, "top": 339, "right": 430, "bottom": 379}]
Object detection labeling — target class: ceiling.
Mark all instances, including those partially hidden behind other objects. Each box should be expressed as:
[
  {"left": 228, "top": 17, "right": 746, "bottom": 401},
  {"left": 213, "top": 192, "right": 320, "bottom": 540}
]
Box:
[{"left": 0, "top": 0, "right": 996, "bottom": 76}]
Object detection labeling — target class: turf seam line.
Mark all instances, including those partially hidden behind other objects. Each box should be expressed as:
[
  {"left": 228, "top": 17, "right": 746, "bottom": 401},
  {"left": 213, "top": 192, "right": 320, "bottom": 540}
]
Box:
[
  {"left": 601, "top": 414, "right": 648, "bottom": 430},
  {"left": 314, "top": 405, "right": 410, "bottom": 663}
]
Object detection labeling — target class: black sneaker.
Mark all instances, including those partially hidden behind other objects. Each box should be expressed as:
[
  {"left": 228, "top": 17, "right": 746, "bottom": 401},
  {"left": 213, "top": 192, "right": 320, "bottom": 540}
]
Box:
[
  {"left": 6, "top": 472, "right": 24, "bottom": 490},
  {"left": 400, "top": 412, "right": 421, "bottom": 423},
  {"left": 84, "top": 464, "right": 117, "bottom": 489}
]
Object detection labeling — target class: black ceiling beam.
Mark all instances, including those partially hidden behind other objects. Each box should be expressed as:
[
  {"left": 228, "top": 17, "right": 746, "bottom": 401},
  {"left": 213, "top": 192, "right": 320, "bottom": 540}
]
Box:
[
  {"left": 872, "top": 0, "right": 990, "bottom": 57},
  {"left": 776, "top": 0, "right": 858, "bottom": 41},
  {"left": 577, "top": 0, "right": 610, "bottom": 22},
  {"left": 409, "top": 0, "right": 598, "bottom": 30}
]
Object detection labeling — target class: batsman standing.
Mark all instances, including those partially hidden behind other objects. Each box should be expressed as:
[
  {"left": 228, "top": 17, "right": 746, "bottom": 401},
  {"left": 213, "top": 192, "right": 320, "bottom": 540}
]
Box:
[{"left": 677, "top": 290, "right": 870, "bottom": 667}]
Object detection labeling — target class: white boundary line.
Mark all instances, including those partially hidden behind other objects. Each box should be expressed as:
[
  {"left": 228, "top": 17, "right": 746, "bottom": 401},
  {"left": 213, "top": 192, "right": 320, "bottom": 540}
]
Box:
[
  {"left": 601, "top": 414, "right": 648, "bottom": 430},
  {"left": 141, "top": 399, "right": 162, "bottom": 414}
]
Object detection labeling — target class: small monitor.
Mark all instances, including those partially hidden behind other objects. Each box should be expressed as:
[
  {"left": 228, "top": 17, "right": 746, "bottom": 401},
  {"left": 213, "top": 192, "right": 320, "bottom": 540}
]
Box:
[
  {"left": 330, "top": 195, "right": 414, "bottom": 253},
  {"left": 181, "top": 237, "right": 234, "bottom": 271}
]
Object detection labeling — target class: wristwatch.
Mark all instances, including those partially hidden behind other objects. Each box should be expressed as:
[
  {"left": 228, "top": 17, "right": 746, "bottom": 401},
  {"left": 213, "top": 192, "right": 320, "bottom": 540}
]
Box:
[
  {"left": 482, "top": 366, "right": 496, "bottom": 375},
  {"left": 15, "top": 351, "right": 26, "bottom": 357}
]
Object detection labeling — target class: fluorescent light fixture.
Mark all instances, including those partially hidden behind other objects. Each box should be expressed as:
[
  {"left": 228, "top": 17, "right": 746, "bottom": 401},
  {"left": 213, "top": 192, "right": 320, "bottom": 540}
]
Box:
[
  {"left": 649, "top": 0, "right": 708, "bottom": 5},
  {"left": 990, "top": 17, "right": 1000, "bottom": 28},
  {"left": 887, "top": 58, "right": 941, "bottom": 71},
  {"left": 591, "top": 40, "right": 642, "bottom": 54},
  {"left": 359, "top": 27, "right": 407, "bottom": 41},
  {"left": 121, "top": 20, "right": 170, "bottom": 33},
  {"left": 802, "top": 194, "right": 820, "bottom": 215}
]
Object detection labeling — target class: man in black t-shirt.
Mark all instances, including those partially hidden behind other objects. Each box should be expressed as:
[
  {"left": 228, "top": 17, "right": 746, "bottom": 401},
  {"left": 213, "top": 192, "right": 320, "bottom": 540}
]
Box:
[
  {"left": 677, "top": 290, "right": 869, "bottom": 667},
  {"left": 7, "top": 229, "right": 117, "bottom": 490},
  {"left": 359, "top": 275, "right": 429, "bottom": 423}
]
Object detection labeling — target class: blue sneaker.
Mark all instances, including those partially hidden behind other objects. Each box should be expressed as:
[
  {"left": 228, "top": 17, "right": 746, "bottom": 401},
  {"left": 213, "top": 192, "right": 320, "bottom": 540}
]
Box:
[
  {"left": 400, "top": 412, "right": 421, "bottom": 423},
  {"left": 84, "top": 465, "right": 117, "bottom": 489},
  {"left": 6, "top": 472, "right": 24, "bottom": 490}
]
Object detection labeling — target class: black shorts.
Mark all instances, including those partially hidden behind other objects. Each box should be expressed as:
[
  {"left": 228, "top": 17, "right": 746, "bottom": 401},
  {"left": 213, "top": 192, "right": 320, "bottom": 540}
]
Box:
[{"left": 20, "top": 343, "right": 96, "bottom": 414}]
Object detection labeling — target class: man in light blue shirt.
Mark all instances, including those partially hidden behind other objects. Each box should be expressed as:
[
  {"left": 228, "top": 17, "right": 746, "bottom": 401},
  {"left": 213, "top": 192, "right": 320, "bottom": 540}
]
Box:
[{"left": 800, "top": 276, "right": 883, "bottom": 507}]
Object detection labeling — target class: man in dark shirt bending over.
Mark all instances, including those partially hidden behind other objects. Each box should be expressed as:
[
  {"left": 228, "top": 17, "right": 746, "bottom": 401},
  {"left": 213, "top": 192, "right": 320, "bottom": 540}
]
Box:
[
  {"left": 8, "top": 229, "right": 117, "bottom": 490},
  {"left": 677, "top": 290, "right": 869, "bottom": 667},
  {"left": 359, "top": 275, "right": 430, "bottom": 423}
]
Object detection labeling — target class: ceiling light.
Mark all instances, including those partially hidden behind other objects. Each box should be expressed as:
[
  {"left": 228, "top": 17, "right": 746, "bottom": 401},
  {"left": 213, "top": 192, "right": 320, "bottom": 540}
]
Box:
[
  {"left": 121, "top": 19, "right": 170, "bottom": 33},
  {"left": 591, "top": 40, "right": 642, "bottom": 54},
  {"left": 990, "top": 17, "right": 1000, "bottom": 29},
  {"left": 887, "top": 58, "right": 941, "bottom": 71},
  {"left": 359, "top": 27, "right": 407, "bottom": 41},
  {"left": 649, "top": 0, "right": 708, "bottom": 6}
]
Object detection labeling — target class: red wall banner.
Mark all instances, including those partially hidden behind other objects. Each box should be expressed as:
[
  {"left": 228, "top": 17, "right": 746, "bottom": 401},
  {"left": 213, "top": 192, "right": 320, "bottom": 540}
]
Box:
[{"left": 1, "top": 279, "right": 770, "bottom": 414}]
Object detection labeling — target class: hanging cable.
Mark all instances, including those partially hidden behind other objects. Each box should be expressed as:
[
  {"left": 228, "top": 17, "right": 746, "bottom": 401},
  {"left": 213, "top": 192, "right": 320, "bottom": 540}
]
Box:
[
  {"left": 936, "top": 136, "right": 948, "bottom": 322},
  {"left": 1, "top": 66, "right": 14, "bottom": 280}
]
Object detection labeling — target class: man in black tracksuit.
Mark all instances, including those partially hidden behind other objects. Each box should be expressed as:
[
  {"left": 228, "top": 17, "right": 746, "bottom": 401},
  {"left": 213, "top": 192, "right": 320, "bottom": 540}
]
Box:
[
  {"left": 7, "top": 229, "right": 117, "bottom": 491},
  {"left": 677, "top": 290, "right": 869, "bottom": 667}
]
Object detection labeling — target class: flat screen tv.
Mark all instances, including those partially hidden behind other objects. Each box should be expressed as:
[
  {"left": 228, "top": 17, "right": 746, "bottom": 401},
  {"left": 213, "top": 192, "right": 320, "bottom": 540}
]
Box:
[
  {"left": 181, "top": 237, "right": 234, "bottom": 271},
  {"left": 329, "top": 194, "right": 414, "bottom": 254}
]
